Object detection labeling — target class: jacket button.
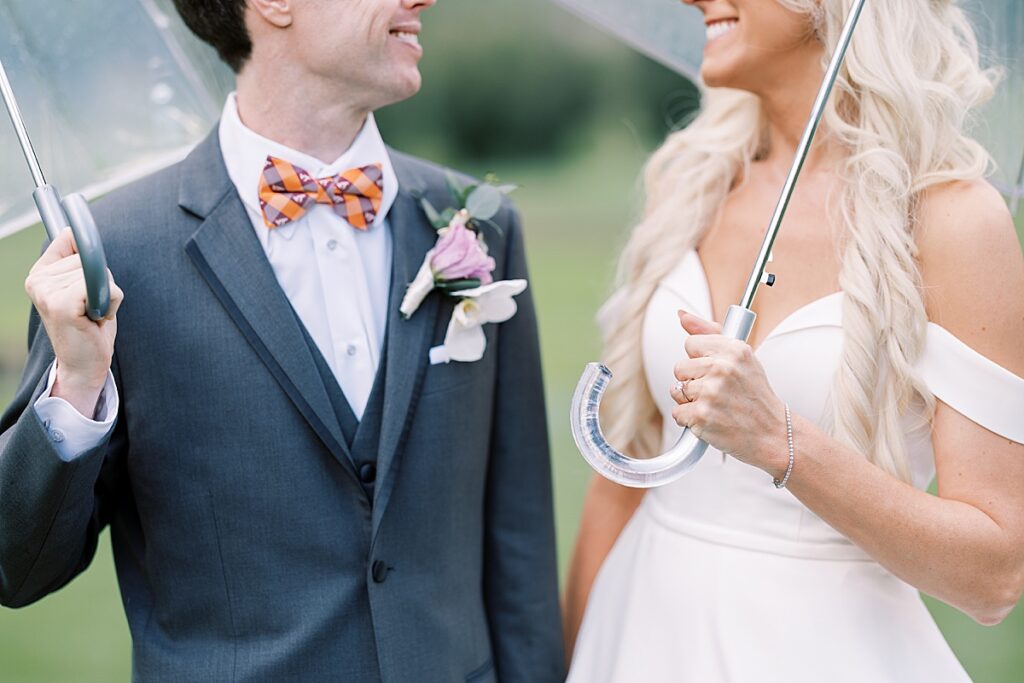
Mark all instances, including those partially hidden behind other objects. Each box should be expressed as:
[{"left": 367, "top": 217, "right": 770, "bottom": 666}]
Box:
[
  {"left": 359, "top": 462, "right": 377, "bottom": 484},
  {"left": 371, "top": 560, "right": 388, "bottom": 584}
]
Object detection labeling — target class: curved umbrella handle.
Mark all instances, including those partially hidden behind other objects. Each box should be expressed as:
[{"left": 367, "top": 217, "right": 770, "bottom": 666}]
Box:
[
  {"left": 61, "top": 193, "right": 110, "bottom": 321},
  {"left": 32, "top": 185, "right": 110, "bottom": 321},
  {"left": 570, "top": 305, "right": 757, "bottom": 488}
]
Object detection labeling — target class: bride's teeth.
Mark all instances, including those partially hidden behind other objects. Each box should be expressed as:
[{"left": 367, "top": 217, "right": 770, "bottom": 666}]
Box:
[{"left": 706, "top": 20, "right": 738, "bottom": 41}]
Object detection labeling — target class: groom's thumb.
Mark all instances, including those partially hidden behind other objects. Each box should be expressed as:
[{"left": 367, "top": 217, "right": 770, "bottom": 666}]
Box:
[{"left": 678, "top": 309, "right": 722, "bottom": 336}]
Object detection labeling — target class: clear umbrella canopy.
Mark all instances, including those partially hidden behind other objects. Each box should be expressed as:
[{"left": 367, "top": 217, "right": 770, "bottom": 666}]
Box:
[
  {"left": 0, "top": 0, "right": 233, "bottom": 237},
  {"left": 551, "top": 0, "right": 1023, "bottom": 218},
  {"left": 554, "top": 0, "right": 1022, "bottom": 488},
  {"left": 962, "top": 0, "right": 1024, "bottom": 216}
]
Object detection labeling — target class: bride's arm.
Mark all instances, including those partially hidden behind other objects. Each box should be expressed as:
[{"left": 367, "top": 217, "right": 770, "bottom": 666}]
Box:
[
  {"left": 563, "top": 474, "right": 645, "bottom": 662},
  {"left": 779, "top": 396, "right": 1022, "bottom": 625},
  {"left": 671, "top": 180, "right": 1024, "bottom": 625}
]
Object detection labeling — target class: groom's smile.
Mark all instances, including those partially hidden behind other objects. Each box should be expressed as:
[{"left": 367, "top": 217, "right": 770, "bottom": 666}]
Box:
[
  {"left": 389, "top": 22, "right": 423, "bottom": 55},
  {"left": 248, "top": 0, "right": 437, "bottom": 115}
]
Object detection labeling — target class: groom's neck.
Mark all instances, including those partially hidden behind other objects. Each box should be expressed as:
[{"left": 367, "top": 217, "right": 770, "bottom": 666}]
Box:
[{"left": 235, "top": 58, "right": 371, "bottom": 164}]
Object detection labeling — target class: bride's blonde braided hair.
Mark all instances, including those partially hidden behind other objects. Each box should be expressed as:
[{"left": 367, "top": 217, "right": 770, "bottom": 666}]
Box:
[{"left": 599, "top": 0, "right": 996, "bottom": 478}]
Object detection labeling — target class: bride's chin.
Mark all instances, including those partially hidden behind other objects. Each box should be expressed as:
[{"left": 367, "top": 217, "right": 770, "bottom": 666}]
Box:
[
  {"left": 700, "top": 70, "right": 728, "bottom": 90},
  {"left": 701, "top": 63, "right": 743, "bottom": 90}
]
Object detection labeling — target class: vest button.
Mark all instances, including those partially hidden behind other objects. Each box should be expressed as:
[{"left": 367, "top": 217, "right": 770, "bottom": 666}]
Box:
[
  {"left": 359, "top": 463, "right": 377, "bottom": 484},
  {"left": 371, "top": 560, "right": 388, "bottom": 584}
]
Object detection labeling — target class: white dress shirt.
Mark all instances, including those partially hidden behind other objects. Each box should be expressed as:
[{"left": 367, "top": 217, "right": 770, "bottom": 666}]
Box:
[
  {"left": 34, "top": 367, "right": 118, "bottom": 462},
  {"left": 219, "top": 93, "right": 396, "bottom": 419},
  {"left": 34, "top": 94, "right": 396, "bottom": 459}
]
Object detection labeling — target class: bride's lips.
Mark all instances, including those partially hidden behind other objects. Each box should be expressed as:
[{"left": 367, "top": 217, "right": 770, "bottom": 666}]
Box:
[{"left": 705, "top": 18, "right": 739, "bottom": 47}]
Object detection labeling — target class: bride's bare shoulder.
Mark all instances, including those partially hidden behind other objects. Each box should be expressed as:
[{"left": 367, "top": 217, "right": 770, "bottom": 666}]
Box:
[{"left": 916, "top": 179, "right": 1024, "bottom": 373}]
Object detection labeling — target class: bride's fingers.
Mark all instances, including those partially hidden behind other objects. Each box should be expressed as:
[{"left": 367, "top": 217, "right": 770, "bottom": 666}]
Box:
[
  {"left": 673, "top": 357, "right": 713, "bottom": 382},
  {"left": 671, "top": 400, "right": 706, "bottom": 437},
  {"left": 678, "top": 310, "right": 722, "bottom": 335},
  {"left": 684, "top": 332, "right": 731, "bottom": 359},
  {"left": 670, "top": 377, "right": 705, "bottom": 405}
]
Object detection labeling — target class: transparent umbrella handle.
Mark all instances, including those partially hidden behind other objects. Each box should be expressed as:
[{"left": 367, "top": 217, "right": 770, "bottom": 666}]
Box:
[{"left": 571, "top": 305, "right": 756, "bottom": 488}]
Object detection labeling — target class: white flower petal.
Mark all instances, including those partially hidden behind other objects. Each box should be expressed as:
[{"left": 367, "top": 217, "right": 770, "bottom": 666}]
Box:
[
  {"left": 399, "top": 252, "right": 437, "bottom": 318},
  {"left": 427, "top": 279, "right": 529, "bottom": 363},
  {"left": 457, "top": 279, "right": 528, "bottom": 324},
  {"left": 429, "top": 345, "right": 450, "bottom": 365},
  {"left": 453, "top": 299, "right": 483, "bottom": 328},
  {"left": 456, "top": 279, "right": 527, "bottom": 300},
  {"left": 444, "top": 315, "right": 487, "bottom": 362},
  {"left": 479, "top": 294, "right": 518, "bottom": 324}
]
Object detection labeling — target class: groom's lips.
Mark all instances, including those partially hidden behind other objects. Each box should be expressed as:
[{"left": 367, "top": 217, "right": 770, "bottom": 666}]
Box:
[{"left": 389, "top": 22, "right": 423, "bottom": 55}]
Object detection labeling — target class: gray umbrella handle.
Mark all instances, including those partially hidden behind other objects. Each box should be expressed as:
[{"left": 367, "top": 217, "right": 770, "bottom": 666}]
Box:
[
  {"left": 570, "top": 305, "right": 757, "bottom": 488},
  {"left": 4, "top": 56, "right": 109, "bottom": 322},
  {"left": 32, "top": 186, "right": 110, "bottom": 321},
  {"left": 62, "top": 194, "right": 110, "bottom": 321}
]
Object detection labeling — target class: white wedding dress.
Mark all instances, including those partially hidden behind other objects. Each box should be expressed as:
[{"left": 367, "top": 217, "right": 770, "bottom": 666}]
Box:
[{"left": 568, "top": 250, "right": 1024, "bottom": 683}]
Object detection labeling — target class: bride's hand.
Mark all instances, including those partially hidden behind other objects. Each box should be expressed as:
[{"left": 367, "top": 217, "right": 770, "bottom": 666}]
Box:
[{"left": 670, "top": 310, "right": 789, "bottom": 478}]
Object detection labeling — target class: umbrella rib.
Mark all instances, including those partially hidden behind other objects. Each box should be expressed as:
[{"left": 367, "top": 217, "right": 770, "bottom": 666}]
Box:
[
  {"left": 549, "top": 0, "right": 704, "bottom": 85},
  {"left": 135, "top": 0, "right": 223, "bottom": 122}
]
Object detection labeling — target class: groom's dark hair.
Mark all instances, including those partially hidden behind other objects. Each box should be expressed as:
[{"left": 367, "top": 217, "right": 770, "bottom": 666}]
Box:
[{"left": 172, "top": 0, "right": 251, "bottom": 73}]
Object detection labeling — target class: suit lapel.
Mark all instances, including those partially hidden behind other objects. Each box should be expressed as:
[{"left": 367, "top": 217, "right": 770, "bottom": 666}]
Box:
[
  {"left": 372, "top": 156, "right": 443, "bottom": 530},
  {"left": 179, "top": 132, "right": 359, "bottom": 483}
]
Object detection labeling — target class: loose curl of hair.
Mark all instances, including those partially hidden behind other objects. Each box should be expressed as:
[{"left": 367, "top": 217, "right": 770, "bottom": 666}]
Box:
[{"left": 599, "top": 0, "right": 997, "bottom": 479}]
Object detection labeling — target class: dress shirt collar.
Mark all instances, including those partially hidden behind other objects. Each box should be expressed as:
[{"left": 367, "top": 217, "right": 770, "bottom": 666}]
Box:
[{"left": 217, "top": 92, "right": 398, "bottom": 238}]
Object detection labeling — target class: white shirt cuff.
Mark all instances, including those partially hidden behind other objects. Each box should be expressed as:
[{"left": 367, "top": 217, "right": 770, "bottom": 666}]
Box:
[{"left": 33, "top": 363, "right": 118, "bottom": 462}]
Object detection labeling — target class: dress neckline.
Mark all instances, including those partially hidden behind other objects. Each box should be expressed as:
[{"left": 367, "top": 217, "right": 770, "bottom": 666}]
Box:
[{"left": 679, "top": 249, "right": 844, "bottom": 353}]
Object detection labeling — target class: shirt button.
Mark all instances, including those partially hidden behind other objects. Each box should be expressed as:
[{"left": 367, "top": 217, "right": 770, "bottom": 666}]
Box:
[
  {"left": 346, "top": 344, "right": 358, "bottom": 357},
  {"left": 327, "top": 239, "right": 338, "bottom": 251},
  {"left": 371, "top": 560, "right": 389, "bottom": 584},
  {"left": 359, "top": 463, "right": 377, "bottom": 484},
  {"left": 50, "top": 428, "right": 66, "bottom": 444}
]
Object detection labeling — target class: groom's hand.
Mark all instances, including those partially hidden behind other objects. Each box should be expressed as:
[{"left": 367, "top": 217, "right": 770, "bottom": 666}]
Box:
[{"left": 24, "top": 228, "right": 124, "bottom": 418}]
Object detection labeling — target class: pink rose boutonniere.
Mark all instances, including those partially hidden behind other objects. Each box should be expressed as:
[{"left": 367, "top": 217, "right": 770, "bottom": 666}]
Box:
[{"left": 400, "top": 176, "right": 527, "bottom": 363}]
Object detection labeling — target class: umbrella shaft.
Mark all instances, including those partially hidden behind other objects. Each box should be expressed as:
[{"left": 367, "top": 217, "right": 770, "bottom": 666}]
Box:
[
  {"left": 740, "top": 0, "right": 868, "bottom": 310},
  {"left": 0, "top": 57, "right": 47, "bottom": 188}
]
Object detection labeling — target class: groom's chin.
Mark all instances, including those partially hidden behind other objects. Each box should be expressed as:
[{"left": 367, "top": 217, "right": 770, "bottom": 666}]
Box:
[{"left": 379, "top": 70, "right": 424, "bottom": 108}]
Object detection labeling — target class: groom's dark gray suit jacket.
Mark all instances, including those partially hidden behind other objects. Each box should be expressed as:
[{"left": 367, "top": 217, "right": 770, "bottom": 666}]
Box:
[{"left": 0, "top": 131, "right": 564, "bottom": 682}]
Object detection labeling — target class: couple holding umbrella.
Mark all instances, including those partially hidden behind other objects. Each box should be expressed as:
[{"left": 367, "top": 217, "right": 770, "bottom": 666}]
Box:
[{"left": 1, "top": 0, "right": 1022, "bottom": 681}]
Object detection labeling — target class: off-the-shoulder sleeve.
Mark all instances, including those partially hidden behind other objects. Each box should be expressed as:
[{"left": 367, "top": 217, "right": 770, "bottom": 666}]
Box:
[{"left": 917, "top": 323, "right": 1024, "bottom": 444}]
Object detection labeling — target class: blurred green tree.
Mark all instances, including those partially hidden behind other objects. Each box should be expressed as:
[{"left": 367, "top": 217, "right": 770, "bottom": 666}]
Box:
[{"left": 376, "top": 0, "right": 700, "bottom": 163}]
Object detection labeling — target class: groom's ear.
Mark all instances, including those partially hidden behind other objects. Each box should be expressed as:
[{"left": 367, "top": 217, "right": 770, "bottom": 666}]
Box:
[{"left": 249, "top": 0, "right": 294, "bottom": 29}]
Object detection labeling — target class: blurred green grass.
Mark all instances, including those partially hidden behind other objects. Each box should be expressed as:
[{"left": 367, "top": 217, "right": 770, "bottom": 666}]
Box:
[{"left": 0, "top": 132, "right": 1022, "bottom": 682}]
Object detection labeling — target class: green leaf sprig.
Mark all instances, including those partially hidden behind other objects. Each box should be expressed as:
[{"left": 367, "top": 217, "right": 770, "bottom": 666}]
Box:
[{"left": 418, "top": 172, "right": 517, "bottom": 233}]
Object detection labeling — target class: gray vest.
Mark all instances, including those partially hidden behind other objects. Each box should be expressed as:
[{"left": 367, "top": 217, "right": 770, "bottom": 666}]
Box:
[{"left": 299, "top": 321, "right": 387, "bottom": 500}]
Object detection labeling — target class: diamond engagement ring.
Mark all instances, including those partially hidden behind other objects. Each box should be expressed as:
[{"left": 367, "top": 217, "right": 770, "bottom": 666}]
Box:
[{"left": 674, "top": 380, "right": 692, "bottom": 403}]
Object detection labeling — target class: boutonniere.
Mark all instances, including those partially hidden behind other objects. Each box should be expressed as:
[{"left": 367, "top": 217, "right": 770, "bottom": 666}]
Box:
[{"left": 400, "top": 175, "right": 528, "bottom": 363}]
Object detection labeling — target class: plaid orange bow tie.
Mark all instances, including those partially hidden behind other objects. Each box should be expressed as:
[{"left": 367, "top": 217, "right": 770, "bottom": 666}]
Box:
[{"left": 258, "top": 156, "right": 384, "bottom": 230}]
